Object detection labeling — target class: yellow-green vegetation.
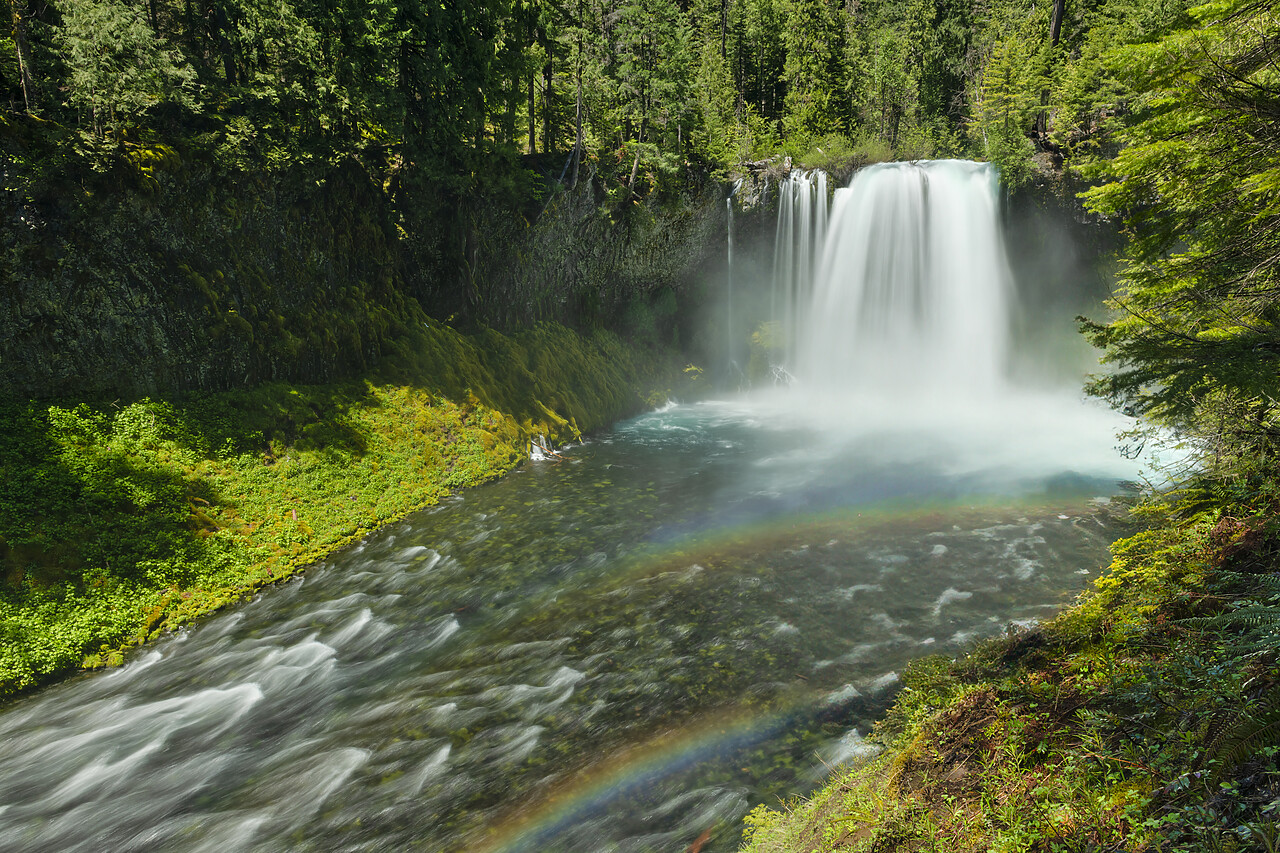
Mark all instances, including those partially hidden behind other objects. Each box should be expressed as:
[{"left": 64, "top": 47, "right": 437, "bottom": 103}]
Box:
[
  {"left": 743, "top": 3, "right": 1280, "bottom": 848},
  {"left": 0, "top": 321, "right": 689, "bottom": 697},
  {"left": 740, "top": 485, "right": 1280, "bottom": 852}
]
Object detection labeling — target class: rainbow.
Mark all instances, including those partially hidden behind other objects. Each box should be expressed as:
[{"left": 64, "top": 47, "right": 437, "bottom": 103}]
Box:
[
  {"left": 470, "top": 702, "right": 804, "bottom": 853},
  {"left": 467, "top": 496, "right": 1099, "bottom": 851},
  {"left": 609, "top": 494, "right": 1082, "bottom": 583}
]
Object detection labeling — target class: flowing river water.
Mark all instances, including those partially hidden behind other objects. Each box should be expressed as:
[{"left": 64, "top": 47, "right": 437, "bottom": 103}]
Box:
[{"left": 0, "top": 393, "right": 1138, "bottom": 853}]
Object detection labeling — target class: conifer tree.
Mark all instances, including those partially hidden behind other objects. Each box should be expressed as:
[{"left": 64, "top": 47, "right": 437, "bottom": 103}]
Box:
[
  {"left": 7, "top": 0, "right": 39, "bottom": 112},
  {"left": 1081, "top": 0, "right": 1280, "bottom": 464},
  {"left": 58, "top": 0, "right": 193, "bottom": 135},
  {"left": 780, "top": 0, "right": 844, "bottom": 142},
  {"left": 974, "top": 30, "right": 1040, "bottom": 185}
]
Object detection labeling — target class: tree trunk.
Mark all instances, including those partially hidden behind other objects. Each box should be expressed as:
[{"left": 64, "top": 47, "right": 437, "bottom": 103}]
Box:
[
  {"left": 505, "top": 71, "right": 518, "bottom": 146},
  {"left": 528, "top": 70, "right": 537, "bottom": 154},
  {"left": 572, "top": 19, "right": 583, "bottom": 188},
  {"left": 1050, "top": 0, "right": 1065, "bottom": 46},
  {"left": 9, "top": 0, "right": 38, "bottom": 113},
  {"left": 1041, "top": 0, "right": 1066, "bottom": 136},
  {"left": 213, "top": 2, "right": 238, "bottom": 85},
  {"left": 719, "top": 0, "right": 727, "bottom": 58},
  {"left": 542, "top": 57, "right": 553, "bottom": 152}
]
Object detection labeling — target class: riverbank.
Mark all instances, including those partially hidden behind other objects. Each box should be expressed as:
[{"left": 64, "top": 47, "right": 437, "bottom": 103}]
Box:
[
  {"left": 739, "top": 486, "right": 1280, "bottom": 851},
  {"left": 0, "top": 321, "right": 693, "bottom": 698}
]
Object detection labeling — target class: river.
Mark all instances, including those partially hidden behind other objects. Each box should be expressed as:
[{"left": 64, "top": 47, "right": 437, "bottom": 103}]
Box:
[{"left": 0, "top": 392, "right": 1135, "bottom": 852}]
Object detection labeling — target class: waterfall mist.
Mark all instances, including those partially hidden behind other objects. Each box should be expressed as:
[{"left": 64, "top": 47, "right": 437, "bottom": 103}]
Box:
[{"left": 731, "top": 159, "right": 1153, "bottom": 492}]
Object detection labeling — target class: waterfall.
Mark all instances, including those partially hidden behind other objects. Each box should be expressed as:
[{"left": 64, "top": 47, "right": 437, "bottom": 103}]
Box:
[
  {"left": 772, "top": 171, "right": 830, "bottom": 374},
  {"left": 726, "top": 180, "right": 744, "bottom": 386},
  {"left": 782, "top": 160, "right": 1013, "bottom": 399},
  {"left": 726, "top": 193, "right": 735, "bottom": 376}
]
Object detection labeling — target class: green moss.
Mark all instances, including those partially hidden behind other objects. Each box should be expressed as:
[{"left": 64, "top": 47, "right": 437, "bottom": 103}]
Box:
[
  {"left": 0, "top": 321, "right": 681, "bottom": 698},
  {"left": 737, "top": 490, "right": 1280, "bottom": 853}
]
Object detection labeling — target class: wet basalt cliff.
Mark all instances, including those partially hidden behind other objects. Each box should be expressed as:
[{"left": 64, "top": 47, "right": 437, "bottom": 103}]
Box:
[{"left": 0, "top": 117, "right": 730, "bottom": 402}]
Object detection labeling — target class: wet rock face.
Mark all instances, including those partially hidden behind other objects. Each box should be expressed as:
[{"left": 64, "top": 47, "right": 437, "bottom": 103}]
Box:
[
  {"left": 1, "top": 158, "right": 415, "bottom": 400},
  {"left": 466, "top": 172, "right": 732, "bottom": 337},
  {"left": 1, "top": 153, "right": 732, "bottom": 401}
]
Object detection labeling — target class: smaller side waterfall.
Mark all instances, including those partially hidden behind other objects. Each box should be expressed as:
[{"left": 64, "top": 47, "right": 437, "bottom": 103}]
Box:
[
  {"left": 772, "top": 171, "right": 830, "bottom": 374},
  {"left": 726, "top": 193, "right": 735, "bottom": 375},
  {"left": 725, "top": 180, "right": 745, "bottom": 387}
]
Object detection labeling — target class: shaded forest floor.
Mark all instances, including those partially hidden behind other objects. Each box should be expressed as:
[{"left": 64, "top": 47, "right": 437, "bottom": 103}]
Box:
[{"left": 741, "top": 487, "right": 1280, "bottom": 852}]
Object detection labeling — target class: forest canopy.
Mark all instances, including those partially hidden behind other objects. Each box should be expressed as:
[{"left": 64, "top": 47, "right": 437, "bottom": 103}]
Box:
[{"left": 1, "top": 0, "right": 1209, "bottom": 194}]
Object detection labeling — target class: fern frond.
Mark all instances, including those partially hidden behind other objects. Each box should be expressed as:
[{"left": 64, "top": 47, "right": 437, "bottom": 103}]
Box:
[
  {"left": 1182, "top": 604, "right": 1280, "bottom": 631},
  {"left": 1209, "top": 570, "right": 1280, "bottom": 599},
  {"left": 1201, "top": 685, "right": 1280, "bottom": 783}
]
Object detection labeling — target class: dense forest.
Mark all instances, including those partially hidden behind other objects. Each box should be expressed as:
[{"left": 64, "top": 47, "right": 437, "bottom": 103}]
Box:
[
  {"left": 6, "top": 0, "right": 1280, "bottom": 848},
  {"left": 1, "top": 0, "right": 1236, "bottom": 276},
  {"left": 0, "top": 0, "right": 1218, "bottom": 176}
]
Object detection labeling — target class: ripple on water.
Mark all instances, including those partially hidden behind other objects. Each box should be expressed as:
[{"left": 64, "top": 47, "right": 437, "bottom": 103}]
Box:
[
  {"left": 0, "top": 397, "right": 1130, "bottom": 853},
  {"left": 932, "top": 587, "right": 974, "bottom": 618}
]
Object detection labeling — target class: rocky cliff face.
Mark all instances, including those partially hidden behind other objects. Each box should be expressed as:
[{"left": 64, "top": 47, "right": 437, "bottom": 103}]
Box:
[
  {"left": 2, "top": 131, "right": 417, "bottom": 399},
  {"left": 1, "top": 119, "right": 731, "bottom": 402}
]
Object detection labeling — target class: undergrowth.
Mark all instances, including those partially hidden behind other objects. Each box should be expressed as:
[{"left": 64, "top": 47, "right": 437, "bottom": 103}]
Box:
[
  {"left": 0, "top": 321, "right": 689, "bottom": 697},
  {"left": 740, "top": 481, "right": 1280, "bottom": 852}
]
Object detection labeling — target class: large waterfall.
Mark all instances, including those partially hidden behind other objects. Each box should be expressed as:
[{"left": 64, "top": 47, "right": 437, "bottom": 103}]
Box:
[
  {"left": 757, "top": 159, "right": 1147, "bottom": 482},
  {"left": 797, "top": 161, "right": 1012, "bottom": 396}
]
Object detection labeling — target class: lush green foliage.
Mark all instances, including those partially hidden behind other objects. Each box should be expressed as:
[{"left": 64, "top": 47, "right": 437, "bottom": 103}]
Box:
[
  {"left": 740, "top": 488, "right": 1280, "bottom": 852},
  {"left": 0, "top": 322, "right": 681, "bottom": 696},
  {"left": 1081, "top": 0, "right": 1280, "bottom": 473},
  {"left": 5, "top": 0, "right": 1192, "bottom": 195}
]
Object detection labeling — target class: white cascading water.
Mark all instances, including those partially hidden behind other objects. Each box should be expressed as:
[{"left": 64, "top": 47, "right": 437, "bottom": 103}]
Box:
[
  {"left": 726, "top": 191, "right": 735, "bottom": 374},
  {"left": 772, "top": 170, "right": 830, "bottom": 372},
  {"left": 761, "top": 159, "right": 1154, "bottom": 486},
  {"left": 799, "top": 161, "right": 1011, "bottom": 396}
]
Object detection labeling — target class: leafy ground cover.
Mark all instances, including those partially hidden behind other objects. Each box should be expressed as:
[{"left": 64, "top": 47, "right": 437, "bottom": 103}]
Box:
[
  {"left": 739, "top": 482, "right": 1280, "bottom": 852},
  {"left": 0, "top": 321, "right": 688, "bottom": 697}
]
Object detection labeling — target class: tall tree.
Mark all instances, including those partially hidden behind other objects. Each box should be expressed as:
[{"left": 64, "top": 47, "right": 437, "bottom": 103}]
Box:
[
  {"left": 613, "top": 0, "right": 692, "bottom": 145},
  {"left": 1081, "top": 0, "right": 1280, "bottom": 465},
  {"left": 780, "top": 0, "right": 844, "bottom": 141},
  {"left": 7, "top": 0, "right": 38, "bottom": 111},
  {"left": 729, "top": 0, "right": 784, "bottom": 123},
  {"left": 58, "top": 0, "right": 193, "bottom": 135},
  {"left": 973, "top": 25, "right": 1043, "bottom": 185}
]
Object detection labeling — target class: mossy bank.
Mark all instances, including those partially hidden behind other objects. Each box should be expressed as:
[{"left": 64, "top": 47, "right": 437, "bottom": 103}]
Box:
[
  {"left": 739, "top": 486, "right": 1280, "bottom": 852},
  {"left": 0, "top": 320, "right": 693, "bottom": 698}
]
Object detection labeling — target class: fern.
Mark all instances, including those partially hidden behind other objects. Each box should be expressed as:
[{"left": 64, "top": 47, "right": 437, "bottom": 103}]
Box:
[
  {"left": 1200, "top": 684, "right": 1280, "bottom": 783},
  {"left": 1211, "top": 571, "right": 1280, "bottom": 598},
  {"left": 1183, "top": 604, "right": 1280, "bottom": 633},
  {"left": 1181, "top": 592, "right": 1280, "bottom": 666}
]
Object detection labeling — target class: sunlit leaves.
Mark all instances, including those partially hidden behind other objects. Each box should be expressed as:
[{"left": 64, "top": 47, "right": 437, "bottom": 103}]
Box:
[
  {"left": 57, "top": 0, "right": 194, "bottom": 134},
  {"left": 974, "top": 31, "right": 1041, "bottom": 186},
  {"left": 1080, "top": 0, "right": 1280, "bottom": 462}
]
